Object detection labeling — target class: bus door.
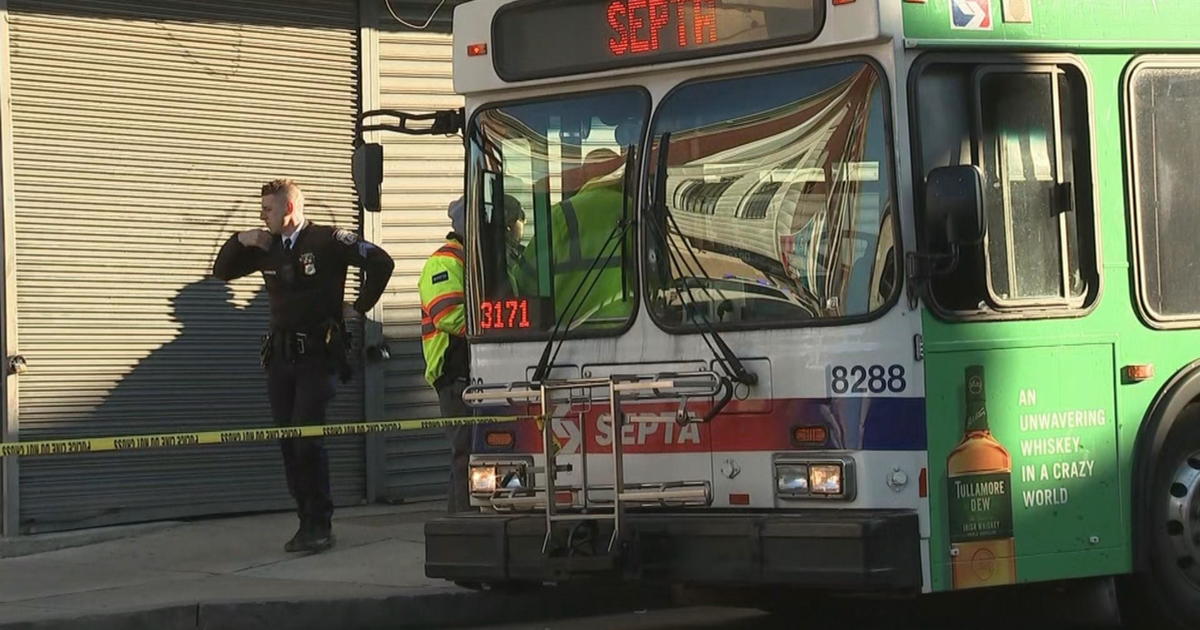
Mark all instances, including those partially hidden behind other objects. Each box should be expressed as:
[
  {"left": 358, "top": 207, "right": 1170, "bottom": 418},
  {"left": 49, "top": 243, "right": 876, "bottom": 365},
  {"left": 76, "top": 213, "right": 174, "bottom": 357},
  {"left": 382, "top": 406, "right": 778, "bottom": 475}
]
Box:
[{"left": 911, "top": 56, "right": 1121, "bottom": 590}]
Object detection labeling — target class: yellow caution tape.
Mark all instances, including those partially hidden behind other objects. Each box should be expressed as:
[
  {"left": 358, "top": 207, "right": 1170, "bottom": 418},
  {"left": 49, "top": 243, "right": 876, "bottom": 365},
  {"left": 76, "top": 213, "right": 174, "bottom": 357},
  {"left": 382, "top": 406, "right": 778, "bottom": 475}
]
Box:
[{"left": 0, "top": 415, "right": 532, "bottom": 458}]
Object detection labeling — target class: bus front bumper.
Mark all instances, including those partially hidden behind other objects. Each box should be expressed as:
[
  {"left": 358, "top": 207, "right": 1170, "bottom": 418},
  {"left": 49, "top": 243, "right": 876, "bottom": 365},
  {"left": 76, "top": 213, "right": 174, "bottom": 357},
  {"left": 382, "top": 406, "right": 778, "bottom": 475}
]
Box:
[{"left": 424, "top": 509, "right": 921, "bottom": 590}]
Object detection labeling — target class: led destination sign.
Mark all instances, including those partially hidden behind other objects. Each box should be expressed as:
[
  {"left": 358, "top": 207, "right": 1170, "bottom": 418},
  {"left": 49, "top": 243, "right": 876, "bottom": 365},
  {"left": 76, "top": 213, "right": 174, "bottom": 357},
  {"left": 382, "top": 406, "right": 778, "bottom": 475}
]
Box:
[
  {"left": 480, "top": 298, "right": 533, "bottom": 330},
  {"left": 478, "top": 296, "right": 552, "bottom": 334},
  {"left": 493, "top": 0, "right": 823, "bottom": 81}
]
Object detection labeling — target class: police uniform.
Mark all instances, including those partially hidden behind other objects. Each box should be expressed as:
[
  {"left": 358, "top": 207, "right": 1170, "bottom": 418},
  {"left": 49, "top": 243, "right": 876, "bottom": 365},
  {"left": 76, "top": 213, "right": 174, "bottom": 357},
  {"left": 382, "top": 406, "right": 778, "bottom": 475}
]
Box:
[
  {"left": 213, "top": 221, "right": 394, "bottom": 551},
  {"left": 418, "top": 232, "right": 471, "bottom": 513}
]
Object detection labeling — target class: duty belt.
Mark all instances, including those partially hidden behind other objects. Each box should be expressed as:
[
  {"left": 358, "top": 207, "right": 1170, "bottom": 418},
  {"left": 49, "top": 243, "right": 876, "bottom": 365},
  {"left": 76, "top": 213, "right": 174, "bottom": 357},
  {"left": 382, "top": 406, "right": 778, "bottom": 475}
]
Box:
[{"left": 263, "top": 328, "right": 328, "bottom": 365}]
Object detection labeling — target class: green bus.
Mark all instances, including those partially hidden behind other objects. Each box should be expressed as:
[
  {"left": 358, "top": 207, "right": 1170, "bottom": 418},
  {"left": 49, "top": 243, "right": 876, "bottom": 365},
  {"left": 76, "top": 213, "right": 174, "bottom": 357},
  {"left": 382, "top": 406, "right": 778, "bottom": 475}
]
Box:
[{"left": 909, "top": 2, "right": 1200, "bottom": 626}]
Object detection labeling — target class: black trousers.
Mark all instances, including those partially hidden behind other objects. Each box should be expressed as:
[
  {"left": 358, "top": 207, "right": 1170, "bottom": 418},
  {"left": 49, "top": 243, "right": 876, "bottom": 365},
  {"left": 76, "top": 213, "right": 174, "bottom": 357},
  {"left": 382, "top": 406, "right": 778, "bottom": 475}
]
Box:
[
  {"left": 268, "top": 353, "right": 335, "bottom": 526},
  {"left": 437, "top": 378, "right": 471, "bottom": 514}
]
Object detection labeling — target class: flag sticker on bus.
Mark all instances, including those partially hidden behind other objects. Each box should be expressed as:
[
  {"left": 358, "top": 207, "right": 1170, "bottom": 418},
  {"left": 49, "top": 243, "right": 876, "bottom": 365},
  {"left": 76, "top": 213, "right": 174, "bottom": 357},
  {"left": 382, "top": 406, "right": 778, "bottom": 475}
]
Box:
[{"left": 951, "top": 0, "right": 993, "bottom": 30}]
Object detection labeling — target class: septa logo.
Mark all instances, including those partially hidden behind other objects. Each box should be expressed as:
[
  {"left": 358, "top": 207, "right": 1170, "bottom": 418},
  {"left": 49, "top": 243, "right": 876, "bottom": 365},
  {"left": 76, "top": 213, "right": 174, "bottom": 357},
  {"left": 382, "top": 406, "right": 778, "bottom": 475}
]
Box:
[{"left": 951, "top": 0, "right": 993, "bottom": 30}]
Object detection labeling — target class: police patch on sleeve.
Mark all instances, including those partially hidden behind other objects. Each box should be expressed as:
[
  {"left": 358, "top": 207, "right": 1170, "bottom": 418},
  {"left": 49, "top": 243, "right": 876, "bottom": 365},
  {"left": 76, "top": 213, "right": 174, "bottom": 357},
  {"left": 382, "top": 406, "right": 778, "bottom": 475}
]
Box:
[
  {"left": 431, "top": 271, "right": 449, "bottom": 284},
  {"left": 333, "top": 228, "right": 359, "bottom": 246}
]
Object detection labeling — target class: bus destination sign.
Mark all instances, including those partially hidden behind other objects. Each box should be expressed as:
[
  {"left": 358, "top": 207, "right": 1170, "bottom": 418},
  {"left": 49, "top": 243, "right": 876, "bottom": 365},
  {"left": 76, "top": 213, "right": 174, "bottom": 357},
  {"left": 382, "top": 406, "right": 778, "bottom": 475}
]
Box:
[
  {"left": 493, "top": 0, "right": 823, "bottom": 81},
  {"left": 477, "top": 295, "right": 553, "bottom": 335}
]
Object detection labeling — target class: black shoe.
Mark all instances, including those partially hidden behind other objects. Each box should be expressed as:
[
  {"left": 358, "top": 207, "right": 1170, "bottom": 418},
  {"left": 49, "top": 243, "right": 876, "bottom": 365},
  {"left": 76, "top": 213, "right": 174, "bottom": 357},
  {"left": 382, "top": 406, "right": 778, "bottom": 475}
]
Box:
[
  {"left": 305, "top": 532, "right": 334, "bottom": 553},
  {"left": 284, "top": 525, "right": 309, "bottom": 553},
  {"left": 302, "top": 519, "right": 334, "bottom": 553}
]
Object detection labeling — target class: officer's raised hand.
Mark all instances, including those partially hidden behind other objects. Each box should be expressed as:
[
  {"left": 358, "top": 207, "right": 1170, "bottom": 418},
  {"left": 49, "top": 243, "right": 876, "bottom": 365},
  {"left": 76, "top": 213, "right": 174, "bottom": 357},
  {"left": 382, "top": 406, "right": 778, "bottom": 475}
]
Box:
[{"left": 237, "top": 229, "right": 272, "bottom": 251}]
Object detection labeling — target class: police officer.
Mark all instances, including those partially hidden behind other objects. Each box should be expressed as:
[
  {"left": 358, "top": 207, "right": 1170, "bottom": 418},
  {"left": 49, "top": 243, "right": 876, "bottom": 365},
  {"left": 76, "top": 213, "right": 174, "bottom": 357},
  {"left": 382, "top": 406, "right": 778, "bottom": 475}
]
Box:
[
  {"left": 419, "top": 198, "right": 473, "bottom": 513},
  {"left": 213, "top": 179, "right": 394, "bottom": 552}
]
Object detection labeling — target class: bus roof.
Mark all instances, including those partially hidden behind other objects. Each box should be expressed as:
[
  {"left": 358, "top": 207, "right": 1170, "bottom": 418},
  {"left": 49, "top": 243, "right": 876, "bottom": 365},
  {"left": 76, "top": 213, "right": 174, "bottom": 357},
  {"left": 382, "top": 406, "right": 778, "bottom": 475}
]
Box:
[{"left": 903, "top": 0, "right": 1200, "bottom": 49}]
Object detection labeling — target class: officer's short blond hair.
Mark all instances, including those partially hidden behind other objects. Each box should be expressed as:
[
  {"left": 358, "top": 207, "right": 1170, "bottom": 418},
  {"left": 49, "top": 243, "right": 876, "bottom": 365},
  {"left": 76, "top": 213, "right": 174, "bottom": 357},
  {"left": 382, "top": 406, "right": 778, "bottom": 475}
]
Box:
[{"left": 261, "top": 179, "right": 304, "bottom": 206}]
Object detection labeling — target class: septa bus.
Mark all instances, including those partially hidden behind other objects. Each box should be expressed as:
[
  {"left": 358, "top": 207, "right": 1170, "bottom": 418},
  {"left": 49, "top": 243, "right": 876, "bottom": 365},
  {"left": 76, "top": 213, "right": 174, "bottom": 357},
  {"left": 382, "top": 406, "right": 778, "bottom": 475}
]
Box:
[{"left": 362, "top": 0, "right": 1200, "bottom": 626}]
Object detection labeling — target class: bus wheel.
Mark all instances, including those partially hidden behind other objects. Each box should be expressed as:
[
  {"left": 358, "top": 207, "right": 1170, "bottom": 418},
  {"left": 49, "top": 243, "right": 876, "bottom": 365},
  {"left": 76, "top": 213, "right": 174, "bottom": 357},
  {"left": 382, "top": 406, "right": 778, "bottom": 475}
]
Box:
[{"left": 1123, "top": 409, "right": 1200, "bottom": 629}]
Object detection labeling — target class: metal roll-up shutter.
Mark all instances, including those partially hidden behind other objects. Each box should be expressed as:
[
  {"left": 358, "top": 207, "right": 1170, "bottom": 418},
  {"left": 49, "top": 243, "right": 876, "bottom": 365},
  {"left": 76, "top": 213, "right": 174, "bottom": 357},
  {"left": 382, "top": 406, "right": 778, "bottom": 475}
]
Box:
[
  {"left": 8, "top": 0, "right": 364, "bottom": 533},
  {"left": 375, "top": 14, "right": 465, "bottom": 501}
]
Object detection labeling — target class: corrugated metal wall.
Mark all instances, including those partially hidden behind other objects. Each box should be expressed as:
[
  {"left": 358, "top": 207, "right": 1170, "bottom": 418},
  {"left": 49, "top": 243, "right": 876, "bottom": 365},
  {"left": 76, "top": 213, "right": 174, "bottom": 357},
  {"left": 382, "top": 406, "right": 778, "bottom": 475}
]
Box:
[
  {"left": 375, "top": 7, "right": 465, "bottom": 501},
  {"left": 7, "top": 0, "right": 365, "bottom": 533}
]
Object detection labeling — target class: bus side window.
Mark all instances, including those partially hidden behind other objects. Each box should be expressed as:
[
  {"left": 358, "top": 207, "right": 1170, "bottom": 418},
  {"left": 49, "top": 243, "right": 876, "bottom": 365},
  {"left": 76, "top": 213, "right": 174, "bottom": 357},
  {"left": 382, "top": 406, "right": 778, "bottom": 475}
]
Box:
[
  {"left": 1128, "top": 62, "right": 1200, "bottom": 323},
  {"left": 918, "top": 61, "right": 1098, "bottom": 316},
  {"left": 974, "top": 66, "right": 1086, "bottom": 308}
]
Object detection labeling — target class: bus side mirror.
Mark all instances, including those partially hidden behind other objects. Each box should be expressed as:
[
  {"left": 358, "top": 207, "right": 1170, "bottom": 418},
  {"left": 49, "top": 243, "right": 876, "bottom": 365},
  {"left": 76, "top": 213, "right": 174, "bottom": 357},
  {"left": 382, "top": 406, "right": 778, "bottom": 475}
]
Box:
[
  {"left": 924, "top": 165, "right": 984, "bottom": 249},
  {"left": 352, "top": 143, "right": 384, "bottom": 212}
]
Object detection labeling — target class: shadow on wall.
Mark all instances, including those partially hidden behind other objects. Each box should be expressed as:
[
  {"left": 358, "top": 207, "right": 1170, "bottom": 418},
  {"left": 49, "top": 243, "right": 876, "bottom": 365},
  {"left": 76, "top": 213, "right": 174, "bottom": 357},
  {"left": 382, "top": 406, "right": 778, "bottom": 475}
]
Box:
[
  {"left": 96, "top": 278, "right": 271, "bottom": 434},
  {"left": 16, "top": 279, "right": 291, "bottom": 534}
]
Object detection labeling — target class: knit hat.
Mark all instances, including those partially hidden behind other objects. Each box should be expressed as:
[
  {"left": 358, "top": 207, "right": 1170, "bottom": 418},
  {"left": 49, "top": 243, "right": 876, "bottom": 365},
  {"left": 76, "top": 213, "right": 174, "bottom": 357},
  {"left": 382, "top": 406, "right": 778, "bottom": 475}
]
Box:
[{"left": 447, "top": 196, "right": 465, "bottom": 235}]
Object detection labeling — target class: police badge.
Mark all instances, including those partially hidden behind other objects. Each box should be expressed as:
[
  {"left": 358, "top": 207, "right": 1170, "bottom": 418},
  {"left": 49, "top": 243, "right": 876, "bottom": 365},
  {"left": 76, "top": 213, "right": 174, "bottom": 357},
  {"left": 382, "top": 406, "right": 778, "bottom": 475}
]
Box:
[{"left": 299, "top": 252, "right": 317, "bottom": 276}]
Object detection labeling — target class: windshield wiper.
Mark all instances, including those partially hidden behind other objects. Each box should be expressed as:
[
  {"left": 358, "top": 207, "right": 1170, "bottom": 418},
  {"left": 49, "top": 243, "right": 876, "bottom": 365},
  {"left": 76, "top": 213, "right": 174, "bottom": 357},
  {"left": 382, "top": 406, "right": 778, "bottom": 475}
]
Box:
[{"left": 650, "top": 133, "right": 756, "bottom": 387}]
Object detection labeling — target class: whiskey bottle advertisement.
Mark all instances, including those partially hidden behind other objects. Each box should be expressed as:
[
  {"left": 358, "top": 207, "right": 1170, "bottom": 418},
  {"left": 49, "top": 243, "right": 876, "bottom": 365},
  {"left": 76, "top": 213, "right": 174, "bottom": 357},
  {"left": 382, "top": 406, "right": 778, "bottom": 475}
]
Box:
[{"left": 947, "top": 365, "right": 1016, "bottom": 589}]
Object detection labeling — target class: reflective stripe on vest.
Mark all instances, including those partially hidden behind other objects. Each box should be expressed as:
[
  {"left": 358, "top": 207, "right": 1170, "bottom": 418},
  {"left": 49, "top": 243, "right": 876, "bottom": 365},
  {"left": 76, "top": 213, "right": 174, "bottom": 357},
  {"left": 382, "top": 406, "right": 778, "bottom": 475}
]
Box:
[{"left": 419, "top": 239, "right": 466, "bottom": 388}]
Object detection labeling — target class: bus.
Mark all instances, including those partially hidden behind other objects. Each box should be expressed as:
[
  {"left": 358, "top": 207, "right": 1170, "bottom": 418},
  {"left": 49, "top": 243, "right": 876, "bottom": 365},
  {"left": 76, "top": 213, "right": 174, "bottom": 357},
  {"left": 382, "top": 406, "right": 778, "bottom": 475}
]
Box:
[{"left": 390, "top": 0, "right": 1200, "bottom": 626}]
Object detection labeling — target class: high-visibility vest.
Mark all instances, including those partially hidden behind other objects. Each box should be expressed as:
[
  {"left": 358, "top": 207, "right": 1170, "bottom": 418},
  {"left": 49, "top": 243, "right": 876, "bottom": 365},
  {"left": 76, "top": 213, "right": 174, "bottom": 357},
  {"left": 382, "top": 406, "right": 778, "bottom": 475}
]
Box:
[
  {"left": 516, "top": 182, "right": 632, "bottom": 326},
  {"left": 419, "top": 238, "right": 466, "bottom": 388}
]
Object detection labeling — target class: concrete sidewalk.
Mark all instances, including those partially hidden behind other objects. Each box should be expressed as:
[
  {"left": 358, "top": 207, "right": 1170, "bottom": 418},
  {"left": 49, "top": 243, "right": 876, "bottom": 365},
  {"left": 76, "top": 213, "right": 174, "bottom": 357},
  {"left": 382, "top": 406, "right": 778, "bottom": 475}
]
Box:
[{"left": 0, "top": 503, "right": 669, "bottom": 630}]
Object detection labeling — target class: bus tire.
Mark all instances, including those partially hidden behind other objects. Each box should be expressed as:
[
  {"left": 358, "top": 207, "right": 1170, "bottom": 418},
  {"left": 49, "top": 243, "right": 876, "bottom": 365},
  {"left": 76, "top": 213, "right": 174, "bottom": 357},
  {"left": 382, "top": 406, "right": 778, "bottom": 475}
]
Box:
[{"left": 1122, "top": 404, "right": 1200, "bottom": 629}]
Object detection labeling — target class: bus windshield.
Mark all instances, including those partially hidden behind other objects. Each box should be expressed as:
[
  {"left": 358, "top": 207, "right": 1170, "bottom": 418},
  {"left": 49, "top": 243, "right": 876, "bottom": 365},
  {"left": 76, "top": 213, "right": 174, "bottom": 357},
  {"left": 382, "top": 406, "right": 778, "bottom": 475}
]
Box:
[
  {"left": 467, "top": 89, "right": 648, "bottom": 338},
  {"left": 644, "top": 60, "right": 899, "bottom": 330}
]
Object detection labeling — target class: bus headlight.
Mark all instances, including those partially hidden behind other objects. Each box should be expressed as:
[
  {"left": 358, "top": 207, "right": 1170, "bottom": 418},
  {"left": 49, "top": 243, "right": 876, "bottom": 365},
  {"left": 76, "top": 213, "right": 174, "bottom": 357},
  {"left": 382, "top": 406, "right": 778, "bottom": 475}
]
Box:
[
  {"left": 774, "top": 455, "right": 855, "bottom": 501},
  {"left": 469, "top": 465, "right": 497, "bottom": 493},
  {"left": 469, "top": 458, "right": 532, "bottom": 495},
  {"left": 809, "top": 464, "right": 843, "bottom": 495},
  {"left": 775, "top": 464, "right": 810, "bottom": 496}
]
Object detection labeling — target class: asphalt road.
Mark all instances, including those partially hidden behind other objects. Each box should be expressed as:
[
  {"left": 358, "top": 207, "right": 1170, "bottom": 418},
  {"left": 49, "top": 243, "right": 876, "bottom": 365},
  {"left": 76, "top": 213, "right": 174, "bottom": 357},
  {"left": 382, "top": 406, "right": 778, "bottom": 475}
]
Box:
[{"left": 470, "top": 578, "right": 1126, "bottom": 630}]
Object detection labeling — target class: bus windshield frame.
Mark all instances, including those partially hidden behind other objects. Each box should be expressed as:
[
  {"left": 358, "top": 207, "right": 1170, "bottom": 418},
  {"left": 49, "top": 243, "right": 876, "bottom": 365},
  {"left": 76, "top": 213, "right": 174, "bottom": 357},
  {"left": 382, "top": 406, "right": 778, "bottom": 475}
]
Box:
[
  {"left": 465, "top": 86, "right": 651, "bottom": 343},
  {"left": 642, "top": 57, "right": 903, "bottom": 334}
]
